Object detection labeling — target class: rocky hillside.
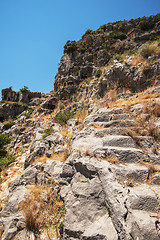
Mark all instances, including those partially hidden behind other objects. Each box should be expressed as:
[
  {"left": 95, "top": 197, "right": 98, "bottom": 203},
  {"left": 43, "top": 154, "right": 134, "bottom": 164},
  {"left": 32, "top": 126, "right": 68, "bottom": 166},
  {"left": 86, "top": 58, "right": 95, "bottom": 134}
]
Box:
[{"left": 0, "top": 14, "right": 160, "bottom": 240}]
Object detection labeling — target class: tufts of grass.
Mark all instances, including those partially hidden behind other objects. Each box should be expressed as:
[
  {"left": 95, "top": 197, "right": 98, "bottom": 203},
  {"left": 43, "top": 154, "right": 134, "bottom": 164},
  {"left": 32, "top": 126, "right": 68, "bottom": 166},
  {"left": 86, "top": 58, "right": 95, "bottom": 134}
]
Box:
[
  {"left": 42, "top": 127, "right": 53, "bottom": 140},
  {"left": 102, "top": 156, "right": 120, "bottom": 164},
  {"left": 23, "top": 107, "right": 34, "bottom": 119},
  {"left": 3, "top": 120, "right": 15, "bottom": 130},
  {"left": 56, "top": 109, "right": 75, "bottom": 125},
  {"left": 139, "top": 43, "right": 156, "bottom": 59},
  {"left": 0, "top": 154, "right": 15, "bottom": 172},
  {"left": 19, "top": 184, "right": 65, "bottom": 238}
]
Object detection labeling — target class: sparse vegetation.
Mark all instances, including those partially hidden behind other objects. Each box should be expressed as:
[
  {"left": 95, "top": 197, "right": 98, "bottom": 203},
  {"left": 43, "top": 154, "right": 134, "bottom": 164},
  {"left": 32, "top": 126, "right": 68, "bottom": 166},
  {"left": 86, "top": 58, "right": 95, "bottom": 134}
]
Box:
[
  {"left": 20, "top": 85, "right": 30, "bottom": 93},
  {"left": 139, "top": 43, "right": 156, "bottom": 59},
  {"left": 0, "top": 134, "right": 15, "bottom": 172},
  {"left": 3, "top": 120, "right": 15, "bottom": 130},
  {"left": 94, "top": 68, "right": 102, "bottom": 78},
  {"left": 108, "top": 31, "right": 127, "bottom": 40},
  {"left": 64, "top": 40, "right": 77, "bottom": 54},
  {"left": 19, "top": 184, "right": 65, "bottom": 238},
  {"left": 139, "top": 14, "right": 160, "bottom": 31},
  {"left": 84, "top": 29, "right": 96, "bottom": 35},
  {"left": 42, "top": 127, "right": 53, "bottom": 139},
  {"left": 0, "top": 100, "right": 8, "bottom": 104},
  {"left": 22, "top": 107, "right": 34, "bottom": 118},
  {"left": 101, "top": 156, "right": 120, "bottom": 164},
  {"left": 9, "top": 102, "right": 28, "bottom": 109},
  {"left": 56, "top": 109, "right": 75, "bottom": 125}
]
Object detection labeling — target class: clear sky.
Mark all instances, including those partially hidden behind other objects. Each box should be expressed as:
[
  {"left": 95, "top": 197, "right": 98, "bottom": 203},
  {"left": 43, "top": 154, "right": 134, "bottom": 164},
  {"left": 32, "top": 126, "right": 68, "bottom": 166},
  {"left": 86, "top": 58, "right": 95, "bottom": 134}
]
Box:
[{"left": 0, "top": 0, "right": 159, "bottom": 96}]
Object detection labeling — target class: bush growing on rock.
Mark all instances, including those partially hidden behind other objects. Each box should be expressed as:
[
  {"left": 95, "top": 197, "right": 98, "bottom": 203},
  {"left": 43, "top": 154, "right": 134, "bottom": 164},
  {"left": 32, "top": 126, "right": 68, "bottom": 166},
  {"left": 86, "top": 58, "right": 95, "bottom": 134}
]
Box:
[
  {"left": 139, "top": 14, "right": 160, "bottom": 31},
  {"left": 3, "top": 120, "right": 15, "bottom": 130},
  {"left": 42, "top": 127, "right": 53, "bottom": 139},
  {"left": 22, "top": 107, "right": 34, "bottom": 118},
  {"left": 64, "top": 40, "right": 77, "bottom": 53},
  {"left": 108, "top": 31, "right": 127, "bottom": 40},
  {"left": 56, "top": 109, "right": 75, "bottom": 125},
  {"left": 139, "top": 43, "right": 156, "bottom": 59},
  {"left": 20, "top": 85, "right": 30, "bottom": 93},
  {"left": 0, "top": 134, "right": 15, "bottom": 171},
  {"left": 84, "top": 29, "right": 96, "bottom": 35},
  {"left": 95, "top": 68, "right": 102, "bottom": 78},
  {"left": 0, "top": 134, "right": 11, "bottom": 150}
]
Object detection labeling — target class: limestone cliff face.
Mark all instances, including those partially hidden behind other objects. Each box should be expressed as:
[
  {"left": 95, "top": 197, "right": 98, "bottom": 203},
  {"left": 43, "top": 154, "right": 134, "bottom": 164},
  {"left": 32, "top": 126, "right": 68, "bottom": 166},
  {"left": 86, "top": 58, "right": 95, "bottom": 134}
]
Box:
[{"left": 54, "top": 14, "right": 160, "bottom": 100}]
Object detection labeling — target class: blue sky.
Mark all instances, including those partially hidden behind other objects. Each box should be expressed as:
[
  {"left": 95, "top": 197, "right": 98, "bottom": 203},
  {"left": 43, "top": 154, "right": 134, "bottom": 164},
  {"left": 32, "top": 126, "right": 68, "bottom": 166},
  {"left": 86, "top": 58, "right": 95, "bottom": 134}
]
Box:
[{"left": 0, "top": 0, "right": 159, "bottom": 96}]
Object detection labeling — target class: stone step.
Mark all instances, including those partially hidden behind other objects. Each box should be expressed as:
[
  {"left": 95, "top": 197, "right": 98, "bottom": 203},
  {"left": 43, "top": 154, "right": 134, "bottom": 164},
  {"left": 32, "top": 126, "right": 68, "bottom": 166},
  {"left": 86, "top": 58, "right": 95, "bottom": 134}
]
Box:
[
  {"left": 94, "top": 127, "right": 128, "bottom": 136},
  {"left": 127, "top": 209, "right": 159, "bottom": 240},
  {"left": 109, "top": 113, "right": 131, "bottom": 121},
  {"left": 126, "top": 185, "right": 160, "bottom": 212},
  {"left": 84, "top": 113, "right": 131, "bottom": 125},
  {"left": 95, "top": 146, "right": 143, "bottom": 163},
  {"left": 88, "top": 119, "right": 135, "bottom": 128},
  {"left": 102, "top": 135, "right": 136, "bottom": 148},
  {"left": 114, "top": 163, "right": 149, "bottom": 183}
]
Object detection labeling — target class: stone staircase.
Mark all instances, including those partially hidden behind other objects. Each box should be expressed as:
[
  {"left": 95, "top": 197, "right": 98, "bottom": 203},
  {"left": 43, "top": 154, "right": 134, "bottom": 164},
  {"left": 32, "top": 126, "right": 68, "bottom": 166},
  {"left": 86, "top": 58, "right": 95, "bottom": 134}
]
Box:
[{"left": 69, "top": 106, "right": 160, "bottom": 239}]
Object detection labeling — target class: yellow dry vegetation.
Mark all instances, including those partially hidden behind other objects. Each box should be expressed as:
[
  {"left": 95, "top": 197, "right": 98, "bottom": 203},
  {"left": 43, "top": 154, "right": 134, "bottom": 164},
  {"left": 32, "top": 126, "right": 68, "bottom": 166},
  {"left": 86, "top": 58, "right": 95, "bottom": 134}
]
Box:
[
  {"left": 19, "top": 183, "right": 65, "bottom": 239},
  {"left": 76, "top": 109, "right": 88, "bottom": 123},
  {"left": 101, "top": 156, "right": 120, "bottom": 165},
  {"left": 108, "top": 85, "right": 159, "bottom": 110}
]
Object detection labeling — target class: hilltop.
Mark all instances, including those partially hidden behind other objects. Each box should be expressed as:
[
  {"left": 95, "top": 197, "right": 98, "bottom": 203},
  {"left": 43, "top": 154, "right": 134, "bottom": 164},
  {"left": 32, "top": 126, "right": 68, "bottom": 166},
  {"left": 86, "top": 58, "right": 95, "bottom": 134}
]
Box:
[{"left": 0, "top": 13, "right": 160, "bottom": 240}]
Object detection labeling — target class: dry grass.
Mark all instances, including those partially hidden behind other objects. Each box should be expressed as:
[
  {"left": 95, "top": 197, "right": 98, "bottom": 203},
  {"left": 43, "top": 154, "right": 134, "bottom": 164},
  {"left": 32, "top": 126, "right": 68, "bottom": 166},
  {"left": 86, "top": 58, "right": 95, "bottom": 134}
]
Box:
[
  {"left": 132, "top": 55, "right": 147, "bottom": 66},
  {"left": 102, "top": 92, "right": 109, "bottom": 108},
  {"left": 76, "top": 109, "right": 88, "bottom": 124},
  {"left": 60, "top": 127, "right": 72, "bottom": 143},
  {"left": 143, "top": 102, "right": 160, "bottom": 117},
  {"left": 108, "top": 85, "right": 159, "bottom": 110},
  {"left": 19, "top": 184, "right": 65, "bottom": 239},
  {"left": 52, "top": 150, "right": 69, "bottom": 162},
  {"left": 108, "top": 88, "right": 117, "bottom": 103},
  {"left": 32, "top": 154, "right": 49, "bottom": 165},
  {"left": 140, "top": 161, "right": 159, "bottom": 183},
  {"left": 93, "top": 124, "right": 105, "bottom": 129},
  {"left": 84, "top": 149, "right": 95, "bottom": 157},
  {"left": 0, "top": 224, "right": 4, "bottom": 239},
  {"left": 146, "top": 117, "right": 160, "bottom": 141},
  {"left": 102, "top": 156, "right": 120, "bottom": 164},
  {"left": 152, "top": 143, "right": 159, "bottom": 155}
]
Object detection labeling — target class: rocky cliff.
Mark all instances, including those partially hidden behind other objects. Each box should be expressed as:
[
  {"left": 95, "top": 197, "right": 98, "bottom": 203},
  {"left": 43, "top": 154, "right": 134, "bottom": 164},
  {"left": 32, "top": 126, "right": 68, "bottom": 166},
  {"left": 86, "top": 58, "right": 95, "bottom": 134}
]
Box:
[{"left": 0, "top": 14, "right": 160, "bottom": 240}]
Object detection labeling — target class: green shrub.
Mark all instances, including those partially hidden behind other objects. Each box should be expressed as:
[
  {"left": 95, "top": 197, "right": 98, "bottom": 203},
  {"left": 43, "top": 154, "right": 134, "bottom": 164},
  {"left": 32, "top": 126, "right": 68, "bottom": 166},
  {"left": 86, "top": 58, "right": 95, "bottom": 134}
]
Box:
[
  {"left": 42, "top": 128, "right": 53, "bottom": 139},
  {"left": 84, "top": 29, "right": 96, "bottom": 35},
  {"left": 0, "top": 100, "right": 8, "bottom": 104},
  {"left": 0, "top": 134, "right": 15, "bottom": 171},
  {"left": 139, "top": 43, "right": 156, "bottom": 59},
  {"left": 23, "top": 107, "right": 34, "bottom": 118},
  {"left": 20, "top": 85, "right": 30, "bottom": 93},
  {"left": 58, "top": 101, "right": 65, "bottom": 110},
  {"left": 56, "top": 109, "right": 75, "bottom": 125},
  {"left": 0, "top": 134, "right": 11, "bottom": 150},
  {"left": 0, "top": 154, "right": 15, "bottom": 171},
  {"left": 3, "top": 120, "right": 15, "bottom": 130},
  {"left": 64, "top": 40, "right": 77, "bottom": 54},
  {"left": 108, "top": 31, "right": 127, "bottom": 40},
  {"left": 139, "top": 14, "right": 160, "bottom": 31},
  {"left": 99, "top": 24, "right": 107, "bottom": 31},
  {"left": 10, "top": 102, "right": 28, "bottom": 110},
  {"left": 94, "top": 69, "right": 102, "bottom": 78},
  {"left": 78, "top": 41, "right": 88, "bottom": 53}
]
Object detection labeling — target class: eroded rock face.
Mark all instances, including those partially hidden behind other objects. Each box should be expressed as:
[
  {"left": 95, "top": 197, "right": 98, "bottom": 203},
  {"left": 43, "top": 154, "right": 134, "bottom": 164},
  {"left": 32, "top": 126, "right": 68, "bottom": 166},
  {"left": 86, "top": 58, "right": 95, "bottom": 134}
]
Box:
[
  {"left": 0, "top": 103, "right": 27, "bottom": 121},
  {"left": 1, "top": 105, "right": 160, "bottom": 240}
]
